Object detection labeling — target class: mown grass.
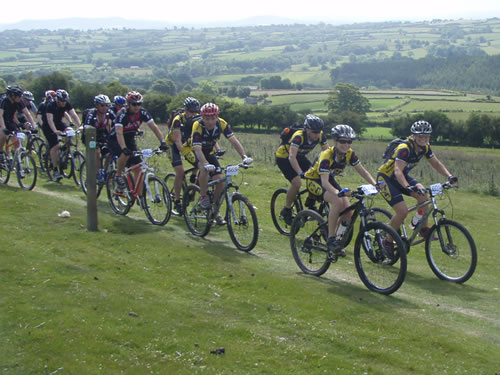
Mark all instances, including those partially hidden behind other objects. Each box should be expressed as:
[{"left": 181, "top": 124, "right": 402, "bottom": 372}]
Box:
[{"left": 1, "top": 129, "right": 500, "bottom": 375}]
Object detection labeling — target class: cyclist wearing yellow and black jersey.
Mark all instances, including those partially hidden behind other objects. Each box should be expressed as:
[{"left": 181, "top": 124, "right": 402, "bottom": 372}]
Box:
[
  {"left": 191, "top": 103, "right": 253, "bottom": 215},
  {"left": 306, "top": 124, "right": 377, "bottom": 255},
  {"left": 276, "top": 114, "right": 328, "bottom": 225},
  {"left": 165, "top": 97, "right": 201, "bottom": 213},
  {"left": 0, "top": 85, "right": 36, "bottom": 165},
  {"left": 377, "top": 120, "right": 457, "bottom": 240}
]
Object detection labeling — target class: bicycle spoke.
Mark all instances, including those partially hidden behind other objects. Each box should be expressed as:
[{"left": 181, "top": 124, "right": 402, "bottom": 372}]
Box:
[
  {"left": 142, "top": 176, "right": 171, "bottom": 225},
  {"left": 227, "top": 193, "right": 258, "bottom": 251}
]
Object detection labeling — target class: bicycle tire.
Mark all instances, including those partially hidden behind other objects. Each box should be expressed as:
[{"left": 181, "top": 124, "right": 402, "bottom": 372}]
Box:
[
  {"left": 30, "top": 136, "right": 46, "bottom": 170},
  {"left": 354, "top": 222, "right": 407, "bottom": 295},
  {"left": 164, "top": 173, "right": 186, "bottom": 216},
  {"left": 0, "top": 157, "right": 11, "bottom": 184},
  {"left": 183, "top": 184, "right": 211, "bottom": 237},
  {"left": 79, "top": 160, "right": 104, "bottom": 198},
  {"left": 40, "top": 144, "right": 54, "bottom": 179},
  {"left": 226, "top": 193, "right": 259, "bottom": 252},
  {"left": 72, "top": 150, "right": 86, "bottom": 186},
  {"left": 142, "top": 175, "right": 172, "bottom": 226},
  {"left": 270, "top": 188, "right": 299, "bottom": 236},
  {"left": 425, "top": 219, "right": 477, "bottom": 283},
  {"left": 59, "top": 148, "right": 73, "bottom": 179},
  {"left": 106, "top": 170, "right": 132, "bottom": 215},
  {"left": 290, "top": 209, "right": 331, "bottom": 276},
  {"left": 16, "top": 151, "right": 37, "bottom": 190}
]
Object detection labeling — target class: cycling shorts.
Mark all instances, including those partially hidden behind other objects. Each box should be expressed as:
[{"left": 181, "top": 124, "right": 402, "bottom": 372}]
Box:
[
  {"left": 276, "top": 155, "right": 312, "bottom": 182},
  {"left": 108, "top": 135, "right": 141, "bottom": 167},
  {"left": 377, "top": 172, "right": 418, "bottom": 206},
  {"left": 168, "top": 143, "right": 183, "bottom": 168},
  {"left": 42, "top": 123, "right": 71, "bottom": 148},
  {"left": 306, "top": 176, "right": 341, "bottom": 199}
]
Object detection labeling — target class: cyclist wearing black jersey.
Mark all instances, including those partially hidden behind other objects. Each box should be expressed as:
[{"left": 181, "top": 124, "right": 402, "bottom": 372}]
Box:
[
  {"left": 191, "top": 103, "right": 253, "bottom": 213},
  {"left": 0, "top": 85, "right": 36, "bottom": 165},
  {"left": 305, "top": 124, "right": 377, "bottom": 255},
  {"left": 108, "top": 91, "right": 168, "bottom": 190},
  {"left": 41, "top": 89, "right": 81, "bottom": 181},
  {"left": 377, "top": 120, "right": 457, "bottom": 240},
  {"left": 165, "top": 96, "right": 201, "bottom": 213},
  {"left": 275, "top": 114, "right": 329, "bottom": 224}
]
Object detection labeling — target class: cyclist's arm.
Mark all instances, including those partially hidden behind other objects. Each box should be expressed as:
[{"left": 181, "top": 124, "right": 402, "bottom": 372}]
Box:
[
  {"left": 173, "top": 128, "right": 183, "bottom": 151},
  {"left": 354, "top": 162, "right": 377, "bottom": 186},
  {"left": 394, "top": 159, "right": 411, "bottom": 188},
  {"left": 147, "top": 120, "right": 164, "bottom": 143},
  {"left": 193, "top": 145, "right": 208, "bottom": 167},
  {"left": 21, "top": 107, "right": 36, "bottom": 128},
  {"left": 67, "top": 109, "right": 81, "bottom": 128},
  {"left": 47, "top": 113, "right": 60, "bottom": 134},
  {"left": 427, "top": 155, "right": 453, "bottom": 179},
  {"left": 115, "top": 125, "right": 126, "bottom": 150},
  {"left": 228, "top": 136, "right": 246, "bottom": 159},
  {"left": 320, "top": 173, "right": 338, "bottom": 195},
  {"left": 64, "top": 111, "right": 72, "bottom": 123},
  {"left": 288, "top": 145, "right": 303, "bottom": 174},
  {"left": 0, "top": 109, "right": 5, "bottom": 129}
]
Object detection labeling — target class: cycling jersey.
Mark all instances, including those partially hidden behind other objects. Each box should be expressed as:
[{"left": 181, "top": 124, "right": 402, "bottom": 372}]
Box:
[
  {"left": 191, "top": 117, "right": 234, "bottom": 154},
  {"left": 275, "top": 129, "right": 328, "bottom": 159},
  {"left": 42, "top": 100, "right": 73, "bottom": 127},
  {"left": 305, "top": 146, "right": 360, "bottom": 180},
  {"left": 1, "top": 96, "right": 26, "bottom": 131},
  {"left": 109, "top": 107, "right": 153, "bottom": 141},
  {"left": 84, "top": 108, "right": 113, "bottom": 143},
  {"left": 166, "top": 112, "right": 195, "bottom": 145},
  {"left": 378, "top": 137, "right": 434, "bottom": 178}
]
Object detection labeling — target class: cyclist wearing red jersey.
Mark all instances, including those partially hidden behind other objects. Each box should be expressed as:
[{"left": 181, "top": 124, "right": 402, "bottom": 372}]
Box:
[
  {"left": 108, "top": 91, "right": 168, "bottom": 190},
  {"left": 377, "top": 120, "right": 457, "bottom": 241}
]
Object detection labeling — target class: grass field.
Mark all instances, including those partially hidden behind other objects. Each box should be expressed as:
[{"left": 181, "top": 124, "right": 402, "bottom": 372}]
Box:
[{"left": 1, "top": 131, "right": 499, "bottom": 374}]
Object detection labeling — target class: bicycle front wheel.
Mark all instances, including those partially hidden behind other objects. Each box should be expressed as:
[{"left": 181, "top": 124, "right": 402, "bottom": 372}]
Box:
[
  {"left": 31, "top": 136, "right": 46, "bottom": 170},
  {"left": 270, "top": 188, "right": 299, "bottom": 236},
  {"left": 142, "top": 176, "right": 171, "bottom": 226},
  {"left": 183, "top": 184, "right": 211, "bottom": 236},
  {"left": 164, "top": 173, "right": 185, "bottom": 216},
  {"left": 72, "top": 150, "right": 86, "bottom": 186},
  {"left": 354, "top": 222, "right": 407, "bottom": 295},
  {"left": 290, "top": 209, "right": 331, "bottom": 276},
  {"left": 106, "top": 170, "right": 132, "bottom": 215},
  {"left": 425, "top": 219, "right": 477, "bottom": 283},
  {"left": 16, "top": 152, "right": 37, "bottom": 190},
  {"left": 226, "top": 193, "right": 258, "bottom": 252}
]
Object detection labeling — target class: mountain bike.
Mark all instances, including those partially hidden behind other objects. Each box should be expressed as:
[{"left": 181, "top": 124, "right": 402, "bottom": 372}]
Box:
[
  {"left": 41, "top": 129, "right": 85, "bottom": 185},
  {"left": 183, "top": 162, "right": 258, "bottom": 252},
  {"left": 106, "top": 148, "right": 171, "bottom": 226},
  {"left": 378, "top": 181, "right": 477, "bottom": 283},
  {"left": 79, "top": 146, "right": 117, "bottom": 198},
  {"left": 20, "top": 124, "right": 47, "bottom": 171},
  {"left": 290, "top": 184, "right": 407, "bottom": 295},
  {"left": 0, "top": 129, "right": 38, "bottom": 190}
]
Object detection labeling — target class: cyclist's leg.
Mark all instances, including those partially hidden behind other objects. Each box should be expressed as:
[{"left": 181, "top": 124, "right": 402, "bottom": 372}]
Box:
[
  {"left": 276, "top": 157, "right": 302, "bottom": 208},
  {"left": 171, "top": 145, "right": 185, "bottom": 201},
  {"left": 377, "top": 173, "right": 408, "bottom": 234},
  {"left": 206, "top": 154, "right": 223, "bottom": 203}
]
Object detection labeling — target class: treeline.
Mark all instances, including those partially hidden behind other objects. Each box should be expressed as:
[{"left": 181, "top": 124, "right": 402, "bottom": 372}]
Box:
[{"left": 330, "top": 55, "right": 500, "bottom": 94}]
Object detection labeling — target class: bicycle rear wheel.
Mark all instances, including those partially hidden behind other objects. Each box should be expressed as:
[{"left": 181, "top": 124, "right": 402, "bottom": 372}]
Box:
[
  {"left": 79, "top": 160, "right": 104, "bottom": 198},
  {"left": 106, "top": 170, "right": 132, "bottom": 215},
  {"left": 227, "top": 193, "right": 258, "bottom": 252},
  {"left": 354, "top": 222, "right": 407, "bottom": 295},
  {"left": 270, "top": 188, "right": 299, "bottom": 235},
  {"left": 290, "top": 209, "right": 331, "bottom": 276},
  {"left": 425, "top": 219, "right": 477, "bottom": 283},
  {"left": 30, "top": 136, "right": 46, "bottom": 170},
  {"left": 183, "top": 184, "right": 211, "bottom": 236},
  {"left": 0, "top": 158, "right": 11, "bottom": 184},
  {"left": 72, "top": 150, "right": 85, "bottom": 186},
  {"left": 164, "top": 173, "right": 185, "bottom": 216},
  {"left": 16, "top": 152, "right": 37, "bottom": 190},
  {"left": 142, "top": 176, "right": 171, "bottom": 225}
]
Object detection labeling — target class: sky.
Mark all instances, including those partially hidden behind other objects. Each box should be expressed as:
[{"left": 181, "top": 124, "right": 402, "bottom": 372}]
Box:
[{"left": 2, "top": 0, "right": 500, "bottom": 26}]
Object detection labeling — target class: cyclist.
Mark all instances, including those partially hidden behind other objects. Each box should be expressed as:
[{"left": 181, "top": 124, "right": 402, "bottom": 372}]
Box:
[
  {"left": 189, "top": 102, "right": 253, "bottom": 224},
  {"left": 165, "top": 96, "right": 201, "bottom": 214},
  {"left": 305, "top": 124, "right": 377, "bottom": 256},
  {"left": 109, "top": 95, "right": 126, "bottom": 119},
  {"left": 275, "top": 114, "right": 329, "bottom": 225},
  {"left": 377, "top": 120, "right": 457, "bottom": 241},
  {"left": 41, "top": 89, "right": 82, "bottom": 181},
  {"left": 83, "top": 94, "right": 113, "bottom": 183},
  {"left": 0, "top": 85, "right": 36, "bottom": 165},
  {"left": 108, "top": 91, "right": 168, "bottom": 191},
  {"left": 21, "top": 91, "right": 38, "bottom": 120}
]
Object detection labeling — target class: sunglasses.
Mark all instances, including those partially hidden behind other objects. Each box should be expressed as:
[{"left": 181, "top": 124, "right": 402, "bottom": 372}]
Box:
[
  {"left": 337, "top": 139, "right": 353, "bottom": 145},
  {"left": 130, "top": 103, "right": 141, "bottom": 107}
]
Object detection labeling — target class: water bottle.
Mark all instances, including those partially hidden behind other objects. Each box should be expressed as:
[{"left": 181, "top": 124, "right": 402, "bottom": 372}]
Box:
[
  {"left": 336, "top": 221, "right": 349, "bottom": 240},
  {"left": 411, "top": 209, "right": 424, "bottom": 229}
]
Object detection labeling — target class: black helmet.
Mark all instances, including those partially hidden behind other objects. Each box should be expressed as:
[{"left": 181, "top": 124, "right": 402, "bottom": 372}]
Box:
[
  {"left": 184, "top": 97, "right": 200, "bottom": 112},
  {"left": 303, "top": 114, "right": 324, "bottom": 132},
  {"left": 410, "top": 120, "right": 432, "bottom": 134},
  {"left": 6, "top": 85, "right": 24, "bottom": 97},
  {"left": 22, "top": 91, "right": 35, "bottom": 101},
  {"left": 331, "top": 124, "right": 356, "bottom": 140},
  {"left": 55, "top": 89, "right": 69, "bottom": 101},
  {"left": 94, "top": 94, "right": 111, "bottom": 106}
]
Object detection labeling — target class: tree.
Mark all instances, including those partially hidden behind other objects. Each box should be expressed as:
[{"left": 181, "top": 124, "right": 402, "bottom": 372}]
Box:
[
  {"left": 325, "top": 83, "right": 371, "bottom": 115},
  {"left": 151, "top": 79, "right": 177, "bottom": 95},
  {"left": 198, "top": 81, "right": 219, "bottom": 95}
]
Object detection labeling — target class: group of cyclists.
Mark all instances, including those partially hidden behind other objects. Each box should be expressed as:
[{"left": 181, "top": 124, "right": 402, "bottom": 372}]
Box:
[
  {"left": 275, "top": 115, "right": 458, "bottom": 256},
  {"left": 2, "top": 83, "right": 458, "bottom": 256}
]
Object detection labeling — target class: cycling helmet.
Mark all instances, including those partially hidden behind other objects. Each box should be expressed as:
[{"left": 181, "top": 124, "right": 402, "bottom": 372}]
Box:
[
  {"left": 113, "top": 95, "right": 126, "bottom": 107},
  {"left": 410, "top": 120, "right": 432, "bottom": 134},
  {"left": 6, "top": 85, "right": 24, "bottom": 97},
  {"left": 126, "top": 91, "right": 143, "bottom": 104},
  {"left": 45, "top": 90, "right": 56, "bottom": 100},
  {"left": 184, "top": 97, "right": 200, "bottom": 112},
  {"left": 331, "top": 124, "right": 356, "bottom": 140},
  {"left": 22, "top": 91, "right": 35, "bottom": 101},
  {"left": 94, "top": 94, "right": 111, "bottom": 106},
  {"left": 55, "top": 89, "right": 69, "bottom": 101},
  {"left": 303, "top": 114, "right": 324, "bottom": 132},
  {"left": 200, "top": 102, "right": 219, "bottom": 116}
]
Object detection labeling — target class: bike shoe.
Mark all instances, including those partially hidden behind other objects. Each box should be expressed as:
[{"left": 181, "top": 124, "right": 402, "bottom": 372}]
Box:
[
  {"left": 53, "top": 170, "right": 63, "bottom": 182},
  {"left": 199, "top": 195, "right": 211, "bottom": 210},
  {"left": 174, "top": 200, "right": 184, "bottom": 214},
  {"left": 213, "top": 213, "right": 226, "bottom": 225},
  {"left": 280, "top": 207, "right": 293, "bottom": 225},
  {"left": 327, "top": 237, "right": 346, "bottom": 257},
  {"left": 115, "top": 175, "right": 127, "bottom": 191},
  {"left": 382, "top": 237, "right": 396, "bottom": 259}
]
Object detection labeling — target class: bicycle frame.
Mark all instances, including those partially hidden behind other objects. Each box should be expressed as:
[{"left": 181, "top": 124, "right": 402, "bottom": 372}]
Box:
[
  {"left": 123, "top": 155, "right": 155, "bottom": 201},
  {"left": 208, "top": 165, "right": 244, "bottom": 223}
]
